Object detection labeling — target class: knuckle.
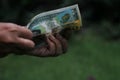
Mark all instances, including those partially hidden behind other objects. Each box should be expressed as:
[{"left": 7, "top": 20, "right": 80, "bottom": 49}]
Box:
[
  {"left": 5, "top": 23, "right": 18, "bottom": 31},
  {"left": 3, "top": 25, "right": 11, "bottom": 30}
]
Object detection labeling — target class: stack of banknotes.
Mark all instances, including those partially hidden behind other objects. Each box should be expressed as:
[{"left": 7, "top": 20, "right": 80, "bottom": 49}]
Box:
[{"left": 27, "top": 4, "right": 82, "bottom": 47}]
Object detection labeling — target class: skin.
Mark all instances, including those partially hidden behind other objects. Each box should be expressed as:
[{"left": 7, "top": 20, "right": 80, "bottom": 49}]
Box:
[
  {"left": 29, "top": 33, "right": 68, "bottom": 57},
  {"left": 0, "top": 23, "right": 35, "bottom": 47},
  {"left": 0, "top": 23, "right": 68, "bottom": 58}
]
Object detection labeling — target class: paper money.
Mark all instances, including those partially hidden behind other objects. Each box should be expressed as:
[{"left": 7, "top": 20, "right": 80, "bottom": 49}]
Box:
[{"left": 27, "top": 4, "right": 82, "bottom": 37}]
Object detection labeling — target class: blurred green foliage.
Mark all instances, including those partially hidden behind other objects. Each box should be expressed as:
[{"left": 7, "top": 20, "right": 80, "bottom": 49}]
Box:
[
  {"left": 0, "top": 29, "right": 120, "bottom": 80},
  {"left": 0, "top": 0, "right": 120, "bottom": 80}
]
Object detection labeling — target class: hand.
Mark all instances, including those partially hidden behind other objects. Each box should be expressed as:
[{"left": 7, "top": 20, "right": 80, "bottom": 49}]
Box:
[
  {"left": 0, "top": 23, "right": 35, "bottom": 57},
  {"left": 14, "top": 28, "right": 72, "bottom": 57},
  {"left": 29, "top": 28, "right": 73, "bottom": 57},
  {"left": 26, "top": 33, "right": 68, "bottom": 57}
]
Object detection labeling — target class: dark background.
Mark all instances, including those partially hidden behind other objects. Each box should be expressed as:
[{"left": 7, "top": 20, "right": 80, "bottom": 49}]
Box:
[
  {"left": 0, "top": 0, "right": 120, "bottom": 80},
  {"left": 0, "top": 0, "right": 120, "bottom": 39}
]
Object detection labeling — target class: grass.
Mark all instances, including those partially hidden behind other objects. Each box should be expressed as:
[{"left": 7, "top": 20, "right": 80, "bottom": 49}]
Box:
[{"left": 0, "top": 29, "right": 120, "bottom": 80}]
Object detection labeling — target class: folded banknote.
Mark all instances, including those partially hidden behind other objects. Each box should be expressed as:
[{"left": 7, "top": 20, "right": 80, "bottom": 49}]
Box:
[{"left": 27, "top": 4, "right": 82, "bottom": 37}]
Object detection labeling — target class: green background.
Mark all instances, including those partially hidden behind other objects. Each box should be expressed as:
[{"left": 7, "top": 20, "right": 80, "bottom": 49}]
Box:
[{"left": 0, "top": 0, "right": 120, "bottom": 80}]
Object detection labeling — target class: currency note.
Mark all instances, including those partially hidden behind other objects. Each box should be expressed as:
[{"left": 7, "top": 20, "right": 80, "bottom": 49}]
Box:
[{"left": 27, "top": 4, "right": 82, "bottom": 37}]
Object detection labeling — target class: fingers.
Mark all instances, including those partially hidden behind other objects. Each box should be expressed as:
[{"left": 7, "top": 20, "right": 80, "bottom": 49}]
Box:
[
  {"left": 0, "top": 23, "right": 36, "bottom": 57},
  {"left": 30, "top": 34, "right": 64, "bottom": 57},
  {"left": 46, "top": 36, "right": 56, "bottom": 54},
  {"left": 0, "top": 23, "right": 33, "bottom": 40},
  {"left": 15, "top": 25, "right": 35, "bottom": 48},
  {"left": 2, "top": 23, "right": 33, "bottom": 39},
  {"left": 32, "top": 46, "right": 47, "bottom": 56},
  {"left": 31, "top": 36, "right": 56, "bottom": 57},
  {"left": 16, "top": 26, "right": 35, "bottom": 48},
  {"left": 54, "top": 33, "right": 68, "bottom": 53},
  {"left": 49, "top": 34, "right": 62, "bottom": 55},
  {"left": 26, "top": 33, "right": 68, "bottom": 57},
  {"left": 16, "top": 38, "right": 35, "bottom": 48},
  {"left": 17, "top": 26, "right": 33, "bottom": 39},
  {"left": 9, "top": 25, "right": 35, "bottom": 48}
]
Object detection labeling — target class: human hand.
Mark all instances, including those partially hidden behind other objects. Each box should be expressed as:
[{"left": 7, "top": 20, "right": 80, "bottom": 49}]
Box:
[
  {"left": 0, "top": 23, "right": 35, "bottom": 57},
  {"left": 14, "top": 28, "right": 72, "bottom": 57},
  {"left": 25, "top": 33, "right": 68, "bottom": 57}
]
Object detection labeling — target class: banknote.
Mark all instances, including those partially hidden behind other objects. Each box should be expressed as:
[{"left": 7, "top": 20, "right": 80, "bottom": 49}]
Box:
[{"left": 27, "top": 4, "right": 82, "bottom": 37}]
